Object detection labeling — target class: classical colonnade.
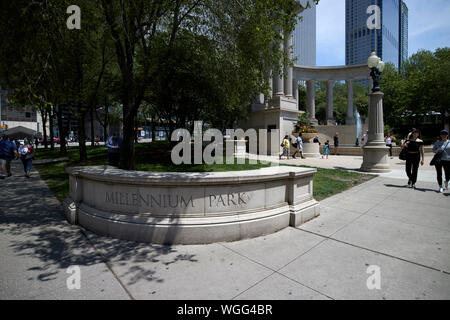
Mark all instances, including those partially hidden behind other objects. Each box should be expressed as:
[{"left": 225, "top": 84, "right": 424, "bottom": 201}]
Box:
[
  {"left": 261, "top": 30, "right": 372, "bottom": 126},
  {"left": 293, "top": 64, "right": 371, "bottom": 126}
]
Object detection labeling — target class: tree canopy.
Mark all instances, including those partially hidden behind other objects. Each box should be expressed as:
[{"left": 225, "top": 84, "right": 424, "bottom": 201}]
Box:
[
  {"left": 381, "top": 48, "right": 450, "bottom": 132},
  {"left": 0, "top": 0, "right": 320, "bottom": 169}
]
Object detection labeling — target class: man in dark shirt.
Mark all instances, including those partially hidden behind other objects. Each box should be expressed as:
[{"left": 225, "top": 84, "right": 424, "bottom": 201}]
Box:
[
  {"left": 334, "top": 133, "right": 340, "bottom": 155},
  {"left": 105, "top": 133, "right": 123, "bottom": 167},
  {"left": 0, "top": 135, "right": 19, "bottom": 178}
]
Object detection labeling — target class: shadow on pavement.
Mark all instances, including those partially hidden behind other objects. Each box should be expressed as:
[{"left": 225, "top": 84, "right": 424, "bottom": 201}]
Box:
[
  {"left": 1, "top": 161, "right": 199, "bottom": 287},
  {"left": 384, "top": 183, "right": 443, "bottom": 194}
]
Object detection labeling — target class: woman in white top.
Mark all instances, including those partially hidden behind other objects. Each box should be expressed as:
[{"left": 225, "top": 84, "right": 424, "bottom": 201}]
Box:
[
  {"left": 18, "top": 138, "right": 34, "bottom": 178},
  {"left": 385, "top": 133, "right": 393, "bottom": 158},
  {"left": 432, "top": 130, "right": 450, "bottom": 193}
]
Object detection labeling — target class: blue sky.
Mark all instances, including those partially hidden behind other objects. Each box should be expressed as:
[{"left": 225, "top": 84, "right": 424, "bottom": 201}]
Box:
[{"left": 316, "top": 0, "right": 450, "bottom": 66}]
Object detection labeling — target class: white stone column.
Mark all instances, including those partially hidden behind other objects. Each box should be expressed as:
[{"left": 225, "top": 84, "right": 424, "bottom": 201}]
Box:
[
  {"left": 306, "top": 80, "right": 317, "bottom": 124},
  {"left": 293, "top": 79, "right": 299, "bottom": 109},
  {"left": 284, "top": 32, "right": 293, "bottom": 97},
  {"left": 326, "top": 80, "right": 335, "bottom": 125},
  {"left": 273, "top": 42, "right": 284, "bottom": 97},
  {"left": 346, "top": 80, "right": 355, "bottom": 125},
  {"left": 360, "top": 92, "right": 391, "bottom": 173}
]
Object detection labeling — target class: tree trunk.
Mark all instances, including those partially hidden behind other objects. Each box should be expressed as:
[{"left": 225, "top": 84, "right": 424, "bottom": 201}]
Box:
[
  {"left": 90, "top": 106, "right": 95, "bottom": 146},
  {"left": 48, "top": 107, "right": 55, "bottom": 151},
  {"left": 77, "top": 104, "right": 88, "bottom": 162},
  {"left": 103, "top": 105, "right": 109, "bottom": 142},
  {"left": 41, "top": 108, "right": 48, "bottom": 149},
  {"left": 134, "top": 118, "right": 138, "bottom": 144},
  {"left": 56, "top": 105, "right": 67, "bottom": 156},
  {"left": 122, "top": 105, "right": 136, "bottom": 170},
  {"left": 151, "top": 115, "right": 156, "bottom": 143}
]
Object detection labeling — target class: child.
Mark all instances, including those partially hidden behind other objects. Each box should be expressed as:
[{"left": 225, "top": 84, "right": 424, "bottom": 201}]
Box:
[
  {"left": 279, "top": 135, "right": 291, "bottom": 160},
  {"left": 322, "top": 140, "right": 330, "bottom": 159}
]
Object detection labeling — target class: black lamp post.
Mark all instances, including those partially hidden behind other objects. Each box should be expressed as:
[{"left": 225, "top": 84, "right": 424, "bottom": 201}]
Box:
[{"left": 367, "top": 52, "right": 385, "bottom": 93}]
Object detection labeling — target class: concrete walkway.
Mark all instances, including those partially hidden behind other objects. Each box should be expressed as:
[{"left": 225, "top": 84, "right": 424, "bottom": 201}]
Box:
[
  {"left": 247, "top": 153, "right": 439, "bottom": 183},
  {"left": 1, "top": 159, "right": 449, "bottom": 300}
]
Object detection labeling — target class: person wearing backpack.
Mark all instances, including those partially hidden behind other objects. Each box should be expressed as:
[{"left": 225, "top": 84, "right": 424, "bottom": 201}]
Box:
[{"left": 432, "top": 130, "right": 450, "bottom": 193}]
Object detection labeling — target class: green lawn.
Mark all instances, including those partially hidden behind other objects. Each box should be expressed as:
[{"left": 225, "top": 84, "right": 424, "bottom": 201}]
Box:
[
  {"left": 311, "top": 168, "right": 374, "bottom": 201},
  {"left": 34, "top": 142, "right": 375, "bottom": 202}
]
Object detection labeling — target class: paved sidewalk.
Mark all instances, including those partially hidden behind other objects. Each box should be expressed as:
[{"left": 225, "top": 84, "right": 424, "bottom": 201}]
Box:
[
  {"left": 1, "top": 160, "right": 449, "bottom": 300},
  {"left": 247, "top": 153, "right": 439, "bottom": 183}
]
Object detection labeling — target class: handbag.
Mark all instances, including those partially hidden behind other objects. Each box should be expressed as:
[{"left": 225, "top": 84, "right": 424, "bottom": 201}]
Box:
[
  {"left": 399, "top": 147, "right": 407, "bottom": 161},
  {"left": 430, "top": 141, "right": 450, "bottom": 166}
]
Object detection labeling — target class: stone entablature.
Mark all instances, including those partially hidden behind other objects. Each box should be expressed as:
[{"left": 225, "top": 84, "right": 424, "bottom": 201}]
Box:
[
  {"left": 64, "top": 166, "right": 320, "bottom": 245},
  {"left": 293, "top": 64, "right": 371, "bottom": 126}
]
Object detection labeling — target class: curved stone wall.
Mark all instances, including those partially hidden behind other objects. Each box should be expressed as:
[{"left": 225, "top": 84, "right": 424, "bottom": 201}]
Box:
[{"left": 63, "top": 166, "right": 320, "bottom": 245}]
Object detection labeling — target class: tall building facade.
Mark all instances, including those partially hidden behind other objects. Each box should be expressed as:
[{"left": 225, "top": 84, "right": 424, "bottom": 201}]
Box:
[
  {"left": 293, "top": 0, "right": 317, "bottom": 66},
  {"left": 399, "top": 1, "right": 408, "bottom": 68},
  {"left": 346, "top": 0, "right": 408, "bottom": 70},
  {"left": 0, "top": 86, "right": 41, "bottom": 134}
]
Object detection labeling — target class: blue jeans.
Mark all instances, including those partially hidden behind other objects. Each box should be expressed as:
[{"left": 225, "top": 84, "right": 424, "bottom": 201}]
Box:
[
  {"left": 21, "top": 157, "right": 32, "bottom": 173},
  {"left": 108, "top": 152, "right": 120, "bottom": 167}
]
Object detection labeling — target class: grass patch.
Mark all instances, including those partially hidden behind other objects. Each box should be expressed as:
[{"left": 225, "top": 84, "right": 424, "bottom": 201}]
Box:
[
  {"left": 34, "top": 142, "right": 271, "bottom": 201},
  {"left": 281, "top": 164, "right": 375, "bottom": 201},
  {"left": 312, "top": 168, "right": 374, "bottom": 201},
  {"left": 35, "top": 142, "right": 375, "bottom": 202}
]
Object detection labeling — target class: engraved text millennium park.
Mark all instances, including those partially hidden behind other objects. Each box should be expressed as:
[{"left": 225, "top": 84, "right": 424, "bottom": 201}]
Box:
[{"left": 105, "top": 192, "right": 249, "bottom": 209}]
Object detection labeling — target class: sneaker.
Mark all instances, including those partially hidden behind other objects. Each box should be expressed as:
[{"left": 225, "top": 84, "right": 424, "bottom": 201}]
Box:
[
  {"left": 412, "top": 184, "right": 416, "bottom": 189},
  {"left": 439, "top": 187, "right": 444, "bottom": 193},
  {"left": 408, "top": 180, "right": 412, "bottom": 187}
]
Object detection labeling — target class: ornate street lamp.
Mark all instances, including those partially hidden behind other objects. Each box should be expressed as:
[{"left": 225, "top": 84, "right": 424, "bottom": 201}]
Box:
[
  {"left": 367, "top": 52, "right": 385, "bottom": 93},
  {"left": 360, "top": 52, "right": 391, "bottom": 173}
]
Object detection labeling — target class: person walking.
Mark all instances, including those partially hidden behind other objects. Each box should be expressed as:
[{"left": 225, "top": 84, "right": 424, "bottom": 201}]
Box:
[
  {"left": 333, "top": 132, "right": 340, "bottom": 155},
  {"left": 0, "top": 135, "right": 19, "bottom": 179},
  {"left": 362, "top": 130, "right": 369, "bottom": 146},
  {"left": 279, "top": 135, "right": 290, "bottom": 160},
  {"left": 432, "top": 130, "right": 450, "bottom": 193},
  {"left": 322, "top": 140, "right": 330, "bottom": 159},
  {"left": 18, "top": 138, "right": 34, "bottom": 178},
  {"left": 385, "top": 133, "right": 394, "bottom": 159},
  {"left": 292, "top": 133, "right": 305, "bottom": 159},
  {"left": 403, "top": 129, "right": 425, "bottom": 189},
  {"left": 407, "top": 127, "right": 417, "bottom": 140},
  {"left": 106, "top": 133, "right": 123, "bottom": 167}
]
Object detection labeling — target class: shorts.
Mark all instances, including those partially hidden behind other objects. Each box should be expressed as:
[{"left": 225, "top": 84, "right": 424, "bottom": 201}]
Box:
[{"left": 0, "top": 158, "right": 11, "bottom": 166}]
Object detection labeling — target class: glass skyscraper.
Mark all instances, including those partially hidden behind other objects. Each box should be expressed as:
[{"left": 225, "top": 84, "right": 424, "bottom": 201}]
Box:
[
  {"left": 399, "top": 1, "right": 408, "bottom": 68},
  {"left": 346, "top": 0, "right": 408, "bottom": 70},
  {"left": 293, "top": 0, "right": 317, "bottom": 66}
]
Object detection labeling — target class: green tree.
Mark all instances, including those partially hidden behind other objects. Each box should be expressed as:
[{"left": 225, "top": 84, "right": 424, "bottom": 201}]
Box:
[{"left": 100, "top": 0, "right": 318, "bottom": 169}]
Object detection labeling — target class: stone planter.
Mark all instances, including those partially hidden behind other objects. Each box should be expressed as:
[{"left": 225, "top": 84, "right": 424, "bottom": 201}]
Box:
[
  {"left": 299, "top": 132, "right": 317, "bottom": 142},
  {"left": 292, "top": 132, "right": 321, "bottom": 158},
  {"left": 63, "top": 166, "right": 320, "bottom": 245}
]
